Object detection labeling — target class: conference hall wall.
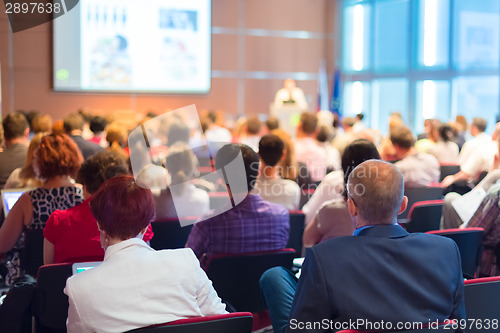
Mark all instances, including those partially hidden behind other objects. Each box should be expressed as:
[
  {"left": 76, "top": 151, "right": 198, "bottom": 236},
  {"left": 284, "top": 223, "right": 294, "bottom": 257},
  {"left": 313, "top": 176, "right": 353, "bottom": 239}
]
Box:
[{"left": 0, "top": 0, "right": 336, "bottom": 122}]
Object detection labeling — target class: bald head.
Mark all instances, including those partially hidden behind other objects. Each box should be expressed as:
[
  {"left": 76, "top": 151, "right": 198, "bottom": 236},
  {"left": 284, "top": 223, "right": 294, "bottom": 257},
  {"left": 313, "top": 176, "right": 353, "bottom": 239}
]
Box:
[{"left": 347, "top": 160, "right": 405, "bottom": 225}]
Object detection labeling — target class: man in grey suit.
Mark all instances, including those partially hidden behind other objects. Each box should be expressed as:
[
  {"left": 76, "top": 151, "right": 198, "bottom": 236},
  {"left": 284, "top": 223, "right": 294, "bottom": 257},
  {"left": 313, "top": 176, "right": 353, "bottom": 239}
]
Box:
[{"left": 261, "top": 160, "right": 465, "bottom": 333}]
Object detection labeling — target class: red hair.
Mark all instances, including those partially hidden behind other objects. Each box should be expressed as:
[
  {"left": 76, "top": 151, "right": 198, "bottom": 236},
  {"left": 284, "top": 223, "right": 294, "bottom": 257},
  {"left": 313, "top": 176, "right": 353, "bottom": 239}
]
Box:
[
  {"left": 34, "top": 134, "right": 83, "bottom": 180},
  {"left": 90, "top": 175, "right": 155, "bottom": 240}
]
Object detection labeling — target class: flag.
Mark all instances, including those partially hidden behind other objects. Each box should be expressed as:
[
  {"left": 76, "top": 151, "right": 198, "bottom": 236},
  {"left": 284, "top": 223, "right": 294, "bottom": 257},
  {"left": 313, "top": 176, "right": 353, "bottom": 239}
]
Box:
[
  {"left": 330, "top": 68, "right": 342, "bottom": 117},
  {"left": 317, "top": 59, "right": 329, "bottom": 112}
]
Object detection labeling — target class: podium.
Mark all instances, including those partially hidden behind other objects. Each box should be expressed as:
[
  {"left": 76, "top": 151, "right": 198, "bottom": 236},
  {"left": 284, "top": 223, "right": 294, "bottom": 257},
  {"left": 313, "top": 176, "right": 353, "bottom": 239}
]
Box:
[{"left": 269, "top": 104, "right": 304, "bottom": 139}]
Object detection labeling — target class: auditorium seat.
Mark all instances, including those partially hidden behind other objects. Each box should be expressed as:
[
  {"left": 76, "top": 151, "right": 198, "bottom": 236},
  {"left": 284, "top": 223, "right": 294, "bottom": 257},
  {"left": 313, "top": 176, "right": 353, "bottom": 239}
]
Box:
[
  {"left": 464, "top": 276, "right": 500, "bottom": 333},
  {"left": 35, "top": 263, "right": 74, "bottom": 332},
  {"left": 400, "top": 186, "right": 443, "bottom": 220},
  {"left": 125, "top": 312, "right": 253, "bottom": 333},
  {"left": 427, "top": 228, "right": 484, "bottom": 279},
  {"left": 404, "top": 200, "right": 443, "bottom": 233},
  {"left": 205, "top": 249, "right": 295, "bottom": 313},
  {"left": 149, "top": 218, "right": 197, "bottom": 250},
  {"left": 439, "top": 164, "right": 460, "bottom": 182},
  {"left": 287, "top": 211, "right": 305, "bottom": 257}
]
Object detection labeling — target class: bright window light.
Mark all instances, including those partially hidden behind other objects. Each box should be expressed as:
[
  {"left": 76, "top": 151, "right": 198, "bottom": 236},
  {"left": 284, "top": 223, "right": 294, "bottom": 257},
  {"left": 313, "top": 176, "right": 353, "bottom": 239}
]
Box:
[
  {"left": 352, "top": 81, "right": 363, "bottom": 114},
  {"left": 352, "top": 4, "right": 364, "bottom": 71},
  {"left": 423, "top": 0, "right": 437, "bottom": 66},
  {"left": 422, "top": 80, "right": 436, "bottom": 118}
]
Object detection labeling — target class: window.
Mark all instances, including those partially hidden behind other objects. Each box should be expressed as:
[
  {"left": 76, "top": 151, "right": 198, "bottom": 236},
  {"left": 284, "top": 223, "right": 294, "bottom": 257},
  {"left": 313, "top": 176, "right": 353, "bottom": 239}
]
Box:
[{"left": 341, "top": 0, "right": 500, "bottom": 135}]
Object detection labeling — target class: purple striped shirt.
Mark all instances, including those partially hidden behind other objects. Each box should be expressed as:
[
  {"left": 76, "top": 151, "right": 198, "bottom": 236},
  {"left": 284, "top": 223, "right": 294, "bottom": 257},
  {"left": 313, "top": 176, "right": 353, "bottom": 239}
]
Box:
[{"left": 186, "top": 194, "right": 290, "bottom": 259}]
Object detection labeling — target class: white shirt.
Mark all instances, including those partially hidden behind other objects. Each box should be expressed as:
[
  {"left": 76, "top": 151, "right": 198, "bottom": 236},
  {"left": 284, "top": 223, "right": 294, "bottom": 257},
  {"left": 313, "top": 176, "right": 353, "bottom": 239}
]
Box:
[
  {"left": 294, "top": 137, "right": 327, "bottom": 182},
  {"left": 274, "top": 87, "right": 308, "bottom": 110},
  {"left": 395, "top": 152, "right": 440, "bottom": 188},
  {"left": 252, "top": 177, "right": 301, "bottom": 210},
  {"left": 205, "top": 126, "right": 232, "bottom": 144},
  {"left": 427, "top": 141, "right": 459, "bottom": 164},
  {"left": 302, "top": 170, "right": 344, "bottom": 225},
  {"left": 459, "top": 132, "right": 496, "bottom": 178},
  {"left": 65, "top": 239, "right": 226, "bottom": 333},
  {"left": 170, "top": 184, "right": 210, "bottom": 218}
]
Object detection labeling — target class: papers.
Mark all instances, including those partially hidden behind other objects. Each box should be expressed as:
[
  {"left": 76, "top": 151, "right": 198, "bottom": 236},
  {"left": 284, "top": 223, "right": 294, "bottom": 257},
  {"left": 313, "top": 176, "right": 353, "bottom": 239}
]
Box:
[{"left": 452, "top": 187, "right": 487, "bottom": 227}]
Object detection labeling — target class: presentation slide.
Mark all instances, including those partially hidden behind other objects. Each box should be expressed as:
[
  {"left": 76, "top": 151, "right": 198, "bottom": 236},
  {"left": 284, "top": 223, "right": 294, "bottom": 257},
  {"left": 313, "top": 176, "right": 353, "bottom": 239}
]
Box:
[{"left": 53, "top": 0, "right": 211, "bottom": 94}]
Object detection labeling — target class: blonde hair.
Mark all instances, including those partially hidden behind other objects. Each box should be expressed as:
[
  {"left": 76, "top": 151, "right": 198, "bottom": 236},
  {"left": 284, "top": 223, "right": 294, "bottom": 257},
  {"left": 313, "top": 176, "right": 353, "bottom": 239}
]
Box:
[
  {"left": 271, "top": 129, "right": 298, "bottom": 180},
  {"left": 19, "top": 133, "right": 45, "bottom": 187}
]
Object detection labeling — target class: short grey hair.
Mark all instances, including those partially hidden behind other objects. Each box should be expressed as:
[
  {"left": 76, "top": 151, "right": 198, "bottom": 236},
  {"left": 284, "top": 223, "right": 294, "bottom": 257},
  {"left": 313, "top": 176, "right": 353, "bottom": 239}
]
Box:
[{"left": 347, "top": 160, "right": 404, "bottom": 223}]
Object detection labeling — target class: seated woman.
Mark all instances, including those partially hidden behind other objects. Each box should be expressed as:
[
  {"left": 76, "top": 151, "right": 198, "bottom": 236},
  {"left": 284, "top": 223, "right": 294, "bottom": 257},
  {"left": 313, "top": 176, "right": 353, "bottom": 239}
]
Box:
[
  {"left": 43, "top": 151, "right": 154, "bottom": 264},
  {"left": 302, "top": 139, "right": 381, "bottom": 247},
  {"left": 65, "top": 176, "right": 226, "bottom": 332},
  {"left": 4, "top": 133, "right": 44, "bottom": 189},
  {"left": 154, "top": 142, "right": 209, "bottom": 219},
  {"left": 0, "top": 134, "right": 84, "bottom": 285}
]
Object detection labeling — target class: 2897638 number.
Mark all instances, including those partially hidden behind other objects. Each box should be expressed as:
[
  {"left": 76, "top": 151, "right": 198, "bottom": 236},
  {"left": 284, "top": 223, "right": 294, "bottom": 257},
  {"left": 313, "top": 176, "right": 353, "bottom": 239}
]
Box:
[
  {"left": 5, "top": 2, "right": 61, "bottom": 14},
  {"left": 444, "top": 318, "right": 499, "bottom": 330}
]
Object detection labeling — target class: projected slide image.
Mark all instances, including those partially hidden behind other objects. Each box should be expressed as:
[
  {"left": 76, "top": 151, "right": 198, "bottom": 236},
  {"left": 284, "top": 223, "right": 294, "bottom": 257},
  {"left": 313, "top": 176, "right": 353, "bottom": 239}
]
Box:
[
  {"left": 89, "top": 34, "right": 132, "bottom": 86},
  {"left": 53, "top": 0, "right": 211, "bottom": 94},
  {"left": 159, "top": 9, "right": 198, "bottom": 31}
]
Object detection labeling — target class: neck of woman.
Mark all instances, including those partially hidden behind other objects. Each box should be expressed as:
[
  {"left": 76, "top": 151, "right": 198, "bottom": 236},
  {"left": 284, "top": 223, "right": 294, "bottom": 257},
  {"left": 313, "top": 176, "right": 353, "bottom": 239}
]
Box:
[{"left": 43, "top": 175, "right": 74, "bottom": 188}]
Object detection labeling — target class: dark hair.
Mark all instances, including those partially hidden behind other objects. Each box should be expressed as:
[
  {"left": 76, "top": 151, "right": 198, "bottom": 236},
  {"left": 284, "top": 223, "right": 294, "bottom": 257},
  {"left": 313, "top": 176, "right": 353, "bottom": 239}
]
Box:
[
  {"left": 89, "top": 116, "right": 108, "bottom": 134},
  {"left": 165, "top": 142, "right": 198, "bottom": 194},
  {"left": 390, "top": 126, "right": 414, "bottom": 150},
  {"left": 64, "top": 113, "right": 84, "bottom": 133},
  {"left": 77, "top": 151, "right": 129, "bottom": 194},
  {"left": 356, "top": 113, "right": 364, "bottom": 121},
  {"left": 342, "top": 139, "right": 381, "bottom": 199},
  {"left": 266, "top": 117, "right": 279, "bottom": 131},
  {"left": 316, "top": 125, "right": 332, "bottom": 143},
  {"left": 300, "top": 112, "right": 318, "bottom": 134},
  {"left": 3, "top": 112, "right": 28, "bottom": 140},
  {"left": 34, "top": 134, "right": 83, "bottom": 180},
  {"left": 90, "top": 175, "right": 155, "bottom": 240},
  {"left": 167, "top": 121, "right": 190, "bottom": 147},
  {"left": 215, "top": 143, "right": 259, "bottom": 191},
  {"left": 438, "top": 123, "right": 454, "bottom": 142},
  {"left": 246, "top": 116, "right": 262, "bottom": 135},
  {"left": 259, "top": 134, "right": 284, "bottom": 167}
]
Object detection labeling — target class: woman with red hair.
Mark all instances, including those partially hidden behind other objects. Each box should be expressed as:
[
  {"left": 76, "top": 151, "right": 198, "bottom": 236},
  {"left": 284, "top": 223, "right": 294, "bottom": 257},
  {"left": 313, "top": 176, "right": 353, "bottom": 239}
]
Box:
[
  {"left": 65, "top": 176, "right": 226, "bottom": 332},
  {"left": 0, "top": 134, "right": 84, "bottom": 285}
]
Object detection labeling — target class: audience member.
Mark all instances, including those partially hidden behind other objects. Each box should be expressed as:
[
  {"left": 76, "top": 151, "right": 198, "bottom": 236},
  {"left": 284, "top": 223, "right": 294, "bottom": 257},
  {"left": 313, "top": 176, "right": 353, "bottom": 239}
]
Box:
[
  {"left": 31, "top": 114, "right": 53, "bottom": 135},
  {"left": 442, "top": 117, "right": 496, "bottom": 188},
  {"left": 204, "top": 111, "right": 232, "bottom": 144},
  {"left": 186, "top": 143, "right": 289, "bottom": 262},
  {"left": 332, "top": 116, "right": 357, "bottom": 156},
  {"left": 466, "top": 182, "right": 500, "bottom": 276},
  {"left": 105, "top": 122, "right": 129, "bottom": 157},
  {"left": 0, "top": 134, "right": 84, "bottom": 285},
  {"left": 441, "top": 136, "right": 500, "bottom": 229},
  {"left": 260, "top": 160, "right": 465, "bottom": 333},
  {"left": 352, "top": 112, "right": 366, "bottom": 132},
  {"left": 271, "top": 129, "right": 299, "bottom": 182},
  {"left": 378, "top": 114, "right": 404, "bottom": 161},
  {"left": 415, "top": 119, "right": 439, "bottom": 153},
  {"left": 88, "top": 116, "right": 108, "bottom": 148},
  {"left": 43, "top": 151, "right": 153, "bottom": 264},
  {"left": 428, "top": 123, "right": 459, "bottom": 164},
  {"left": 64, "top": 113, "right": 103, "bottom": 160},
  {"left": 316, "top": 125, "right": 341, "bottom": 172},
  {"left": 65, "top": 175, "right": 226, "bottom": 332},
  {"left": 3, "top": 133, "right": 44, "bottom": 189},
  {"left": 266, "top": 116, "right": 280, "bottom": 132},
  {"left": 453, "top": 115, "right": 468, "bottom": 150},
  {"left": 391, "top": 126, "right": 440, "bottom": 187},
  {"left": 0, "top": 112, "right": 29, "bottom": 188},
  {"left": 239, "top": 116, "right": 262, "bottom": 152},
  {"left": 154, "top": 143, "right": 210, "bottom": 219},
  {"left": 294, "top": 112, "right": 327, "bottom": 182},
  {"left": 302, "top": 139, "right": 381, "bottom": 245},
  {"left": 253, "top": 134, "right": 300, "bottom": 210}
]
